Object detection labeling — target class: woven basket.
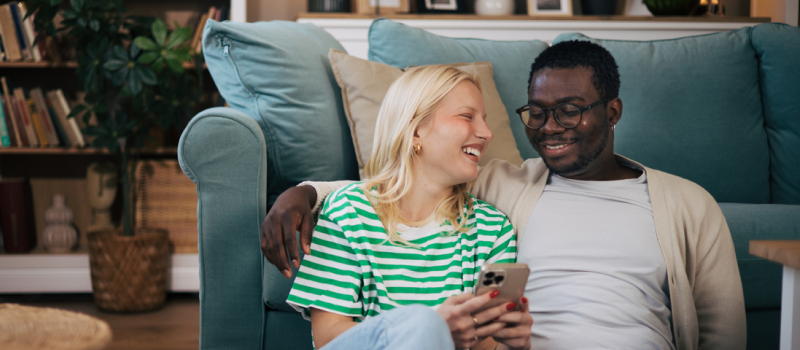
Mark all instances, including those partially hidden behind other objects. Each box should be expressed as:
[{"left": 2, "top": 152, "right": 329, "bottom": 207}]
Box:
[
  {"left": 0, "top": 303, "right": 112, "bottom": 350},
  {"left": 135, "top": 160, "right": 198, "bottom": 253},
  {"left": 87, "top": 228, "right": 170, "bottom": 312}
]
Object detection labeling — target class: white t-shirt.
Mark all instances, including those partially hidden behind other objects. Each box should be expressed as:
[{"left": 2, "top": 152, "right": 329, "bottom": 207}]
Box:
[{"left": 518, "top": 171, "right": 675, "bottom": 350}]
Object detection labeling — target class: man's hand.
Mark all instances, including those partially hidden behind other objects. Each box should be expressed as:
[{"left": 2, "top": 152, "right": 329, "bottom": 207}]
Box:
[{"left": 260, "top": 185, "right": 317, "bottom": 279}]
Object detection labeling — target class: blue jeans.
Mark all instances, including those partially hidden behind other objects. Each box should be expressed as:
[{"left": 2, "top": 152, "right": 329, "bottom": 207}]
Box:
[{"left": 321, "top": 304, "right": 455, "bottom": 350}]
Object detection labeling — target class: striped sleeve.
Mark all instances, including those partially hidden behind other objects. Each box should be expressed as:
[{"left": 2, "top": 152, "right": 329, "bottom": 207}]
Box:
[
  {"left": 287, "top": 198, "right": 363, "bottom": 321},
  {"left": 486, "top": 217, "right": 517, "bottom": 264}
]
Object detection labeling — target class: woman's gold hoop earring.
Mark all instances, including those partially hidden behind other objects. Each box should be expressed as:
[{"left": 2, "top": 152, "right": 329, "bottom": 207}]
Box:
[{"left": 413, "top": 143, "right": 422, "bottom": 155}]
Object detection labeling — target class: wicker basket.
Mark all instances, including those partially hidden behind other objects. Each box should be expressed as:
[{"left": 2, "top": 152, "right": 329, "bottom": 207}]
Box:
[
  {"left": 135, "top": 160, "right": 198, "bottom": 253},
  {"left": 0, "top": 303, "right": 112, "bottom": 350},
  {"left": 87, "top": 228, "right": 170, "bottom": 312}
]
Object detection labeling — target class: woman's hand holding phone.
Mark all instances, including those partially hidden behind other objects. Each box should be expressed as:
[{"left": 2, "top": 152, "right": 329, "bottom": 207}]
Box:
[
  {"left": 436, "top": 291, "right": 517, "bottom": 349},
  {"left": 489, "top": 296, "right": 533, "bottom": 350}
]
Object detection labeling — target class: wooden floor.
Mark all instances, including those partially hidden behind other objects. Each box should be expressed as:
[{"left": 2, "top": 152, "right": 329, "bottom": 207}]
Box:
[{"left": 0, "top": 293, "right": 199, "bottom": 350}]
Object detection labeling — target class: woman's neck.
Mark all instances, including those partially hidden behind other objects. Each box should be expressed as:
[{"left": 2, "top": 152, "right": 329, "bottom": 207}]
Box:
[{"left": 397, "top": 172, "right": 451, "bottom": 224}]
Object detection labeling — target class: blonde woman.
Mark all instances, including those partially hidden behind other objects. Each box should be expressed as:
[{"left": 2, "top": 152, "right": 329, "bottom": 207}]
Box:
[{"left": 286, "top": 65, "right": 533, "bottom": 350}]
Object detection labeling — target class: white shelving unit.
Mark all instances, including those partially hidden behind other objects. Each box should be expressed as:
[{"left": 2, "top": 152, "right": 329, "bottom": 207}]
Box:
[
  {"left": 0, "top": 251, "right": 199, "bottom": 293},
  {"left": 297, "top": 14, "right": 770, "bottom": 60}
]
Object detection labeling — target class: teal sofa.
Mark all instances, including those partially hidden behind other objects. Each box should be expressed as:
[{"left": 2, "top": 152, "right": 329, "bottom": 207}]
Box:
[{"left": 178, "top": 18, "right": 800, "bottom": 349}]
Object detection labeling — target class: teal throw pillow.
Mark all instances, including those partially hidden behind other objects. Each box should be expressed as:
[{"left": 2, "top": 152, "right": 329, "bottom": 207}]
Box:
[
  {"left": 554, "top": 29, "right": 769, "bottom": 204},
  {"left": 203, "top": 20, "right": 359, "bottom": 205},
  {"left": 751, "top": 23, "right": 800, "bottom": 205}
]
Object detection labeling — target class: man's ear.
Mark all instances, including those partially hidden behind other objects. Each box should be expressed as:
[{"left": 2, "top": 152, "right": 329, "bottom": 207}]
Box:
[{"left": 608, "top": 97, "right": 623, "bottom": 126}]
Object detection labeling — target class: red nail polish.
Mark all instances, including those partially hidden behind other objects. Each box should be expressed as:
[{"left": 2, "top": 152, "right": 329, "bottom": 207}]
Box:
[
  {"left": 521, "top": 297, "right": 528, "bottom": 304},
  {"left": 490, "top": 290, "right": 500, "bottom": 298},
  {"left": 506, "top": 302, "right": 517, "bottom": 310}
]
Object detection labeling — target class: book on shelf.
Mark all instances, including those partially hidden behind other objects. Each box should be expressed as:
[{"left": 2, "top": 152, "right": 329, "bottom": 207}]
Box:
[
  {"left": 0, "top": 5, "right": 22, "bottom": 62},
  {"left": 27, "top": 98, "right": 48, "bottom": 147},
  {"left": 1, "top": 95, "right": 18, "bottom": 146},
  {"left": 1, "top": 77, "right": 23, "bottom": 146},
  {"left": 0, "top": 94, "right": 9, "bottom": 147},
  {"left": 8, "top": 2, "right": 32, "bottom": 61},
  {"left": 47, "top": 89, "right": 83, "bottom": 147},
  {"left": 30, "top": 87, "right": 59, "bottom": 146},
  {"left": 16, "top": 2, "right": 42, "bottom": 62},
  {"left": 0, "top": 178, "right": 36, "bottom": 253},
  {"left": 13, "top": 87, "right": 39, "bottom": 146}
]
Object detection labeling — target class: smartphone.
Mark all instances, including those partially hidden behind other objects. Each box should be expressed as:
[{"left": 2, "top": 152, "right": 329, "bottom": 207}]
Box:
[{"left": 472, "top": 263, "right": 529, "bottom": 314}]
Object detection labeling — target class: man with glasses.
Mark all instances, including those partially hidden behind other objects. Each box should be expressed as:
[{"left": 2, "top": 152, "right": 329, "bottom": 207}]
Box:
[{"left": 261, "top": 40, "right": 745, "bottom": 350}]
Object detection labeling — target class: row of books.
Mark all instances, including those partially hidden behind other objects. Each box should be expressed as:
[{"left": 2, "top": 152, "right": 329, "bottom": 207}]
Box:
[
  {"left": 0, "top": 76, "right": 84, "bottom": 148},
  {"left": 188, "top": 6, "right": 230, "bottom": 53},
  {"left": 0, "top": 2, "right": 57, "bottom": 63}
]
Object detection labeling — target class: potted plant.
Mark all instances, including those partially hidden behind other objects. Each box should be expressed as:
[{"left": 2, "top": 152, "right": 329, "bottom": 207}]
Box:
[{"left": 27, "top": 0, "right": 204, "bottom": 311}]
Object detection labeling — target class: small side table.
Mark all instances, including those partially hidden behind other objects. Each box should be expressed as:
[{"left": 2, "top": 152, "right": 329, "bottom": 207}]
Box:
[
  {"left": 750, "top": 240, "right": 800, "bottom": 350},
  {"left": 0, "top": 303, "right": 112, "bottom": 350}
]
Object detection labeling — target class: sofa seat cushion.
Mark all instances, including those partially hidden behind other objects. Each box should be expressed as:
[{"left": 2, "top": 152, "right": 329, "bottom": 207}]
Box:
[
  {"left": 751, "top": 23, "right": 800, "bottom": 205},
  {"left": 554, "top": 29, "right": 769, "bottom": 204},
  {"left": 203, "top": 20, "right": 359, "bottom": 205},
  {"left": 328, "top": 49, "right": 523, "bottom": 178},
  {"left": 367, "top": 18, "right": 549, "bottom": 161},
  {"left": 720, "top": 203, "right": 800, "bottom": 309}
]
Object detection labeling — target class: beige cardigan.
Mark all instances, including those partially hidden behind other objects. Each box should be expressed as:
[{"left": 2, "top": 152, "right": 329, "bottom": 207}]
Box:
[{"left": 308, "top": 155, "right": 746, "bottom": 350}]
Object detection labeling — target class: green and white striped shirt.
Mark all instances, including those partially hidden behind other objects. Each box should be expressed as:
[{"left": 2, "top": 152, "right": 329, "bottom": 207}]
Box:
[{"left": 287, "top": 182, "right": 516, "bottom": 322}]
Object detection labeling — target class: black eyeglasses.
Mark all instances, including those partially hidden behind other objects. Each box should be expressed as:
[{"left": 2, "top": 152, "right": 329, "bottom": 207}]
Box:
[{"left": 515, "top": 98, "right": 612, "bottom": 130}]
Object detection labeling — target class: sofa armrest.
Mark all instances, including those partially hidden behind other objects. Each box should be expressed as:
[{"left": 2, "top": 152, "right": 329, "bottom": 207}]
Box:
[{"left": 178, "top": 107, "right": 267, "bottom": 349}]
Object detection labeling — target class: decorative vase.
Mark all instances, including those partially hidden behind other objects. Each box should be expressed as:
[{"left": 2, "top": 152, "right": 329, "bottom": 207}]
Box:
[
  {"left": 580, "top": 0, "right": 618, "bottom": 15},
  {"left": 41, "top": 194, "right": 78, "bottom": 253},
  {"left": 475, "top": 0, "right": 515, "bottom": 15},
  {"left": 87, "top": 228, "right": 170, "bottom": 312},
  {"left": 86, "top": 162, "right": 118, "bottom": 233}
]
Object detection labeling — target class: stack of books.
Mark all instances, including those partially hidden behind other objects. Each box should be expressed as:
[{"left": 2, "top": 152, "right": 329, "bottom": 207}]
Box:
[
  {"left": 0, "top": 2, "right": 60, "bottom": 63},
  {"left": 0, "top": 76, "right": 84, "bottom": 148},
  {"left": 188, "top": 6, "right": 230, "bottom": 54}
]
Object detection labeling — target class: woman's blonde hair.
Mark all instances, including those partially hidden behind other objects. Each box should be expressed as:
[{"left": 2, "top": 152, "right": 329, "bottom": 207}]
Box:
[{"left": 363, "top": 65, "right": 482, "bottom": 247}]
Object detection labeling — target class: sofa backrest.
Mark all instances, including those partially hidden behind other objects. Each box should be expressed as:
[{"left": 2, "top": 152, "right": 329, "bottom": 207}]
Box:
[
  {"left": 203, "top": 20, "right": 359, "bottom": 206},
  {"left": 554, "top": 28, "right": 770, "bottom": 204},
  {"left": 367, "top": 18, "right": 549, "bottom": 161},
  {"left": 750, "top": 23, "right": 800, "bottom": 205}
]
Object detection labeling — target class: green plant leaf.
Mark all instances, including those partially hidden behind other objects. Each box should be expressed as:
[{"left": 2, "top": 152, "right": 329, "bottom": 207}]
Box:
[
  {"left": 110, "top": 45, "right": 128, "bottom": 61},
  {"left": 89, "top": 19, "right": 99, "bottom": 32},
  {"left": 136, "top": 66, "right": 157, "bottom": 86},
  {"left": 50, "top": 0, "right": 63, "bottom": 5},
  {"left": 67, "top": 104, "right": 87, "bottom": 120},
  {"left": 70, "top": 0, "right": 83, "bottom": 11},
  {"left": 103, "top": 59, "right": 127, "bottom": 71},
  {"left": 152, "top": 19, "right": 167, "bottom": 47},
  {"left": 111, "top": 67, "right": 128, "bottom": 86},
  {"left": 165, "top": 27, "right": 192, "bottom": 49},
  {"left": 127, "top": 73, "right": 142, "bottom": 95},
  {"left": 77, "top": 17, "right": 87, "bottom": 28},
  {"left": 138, "top": 52, "right": 159, "bottom": 64},
  {"left": 133, "top": 37, "right": 158, "bottom": 51},
  {"left": 165, "top": 57, "right": 184, "bottom": 73},
  {"left": 151, "top": 57, "right": 164, "bottom": 74},
  {"left": 129, "top": 41, "right": 141, "bottom": 58},
  {"left": 166, "top": 49, "right": 191, "bottom": 62},
  {"left": 63, "top": 9, "right": 78, "bottom": 19}
]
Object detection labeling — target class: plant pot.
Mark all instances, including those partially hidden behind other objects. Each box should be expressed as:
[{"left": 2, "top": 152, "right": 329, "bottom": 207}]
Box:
[
  {"left": 87, "top": 228, "right": 170, "bottom": 312},
  {"left": 643, "top": 0, "right": 700, "bottom": 15}
]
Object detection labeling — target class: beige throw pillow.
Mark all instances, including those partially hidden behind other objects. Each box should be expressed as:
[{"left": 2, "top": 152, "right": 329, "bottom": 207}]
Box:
[{"left": 329, "top": 49, "right": 524, "bottom": 179}]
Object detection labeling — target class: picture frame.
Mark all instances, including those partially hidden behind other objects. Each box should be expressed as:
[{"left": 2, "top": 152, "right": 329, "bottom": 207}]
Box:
[
  {"left": 355, "top": 0, "right": 410, "bottom": 14},
  {"left": 527, "top": 0, "right": 573, "bottom": 16}
]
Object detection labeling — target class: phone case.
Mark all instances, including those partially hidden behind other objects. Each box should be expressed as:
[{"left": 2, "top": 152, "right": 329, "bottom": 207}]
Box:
[{"left": 472, "top": 263, "right": 530, "bottom": 314}]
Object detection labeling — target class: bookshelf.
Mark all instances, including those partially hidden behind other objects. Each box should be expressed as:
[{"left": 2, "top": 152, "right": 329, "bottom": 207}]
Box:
[{"left": 0, "top": 0, "right": 247, "bottom": 293}]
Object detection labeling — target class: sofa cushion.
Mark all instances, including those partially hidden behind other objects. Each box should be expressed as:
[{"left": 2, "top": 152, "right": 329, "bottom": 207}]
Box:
[
  {"left": 328, "top": 49, "right": 523, "bottom": 179},
  {"left": 367, "top": 18, "right": 549, "bottom": 161},
  {"left": 554, "top": 29, "right": 769, "bottom": 204},
  {"left": 203, "top": 20, "right": 359, "bottom": 205},
  {"left": 719, "top": 203, "right": 800, "bottom": 309},
  {"left": 751, "top": 23, "right": 800, "bottom": 205}
]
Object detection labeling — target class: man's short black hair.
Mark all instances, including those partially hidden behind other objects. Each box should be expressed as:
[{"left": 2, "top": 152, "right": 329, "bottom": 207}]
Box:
[{"left": 528, "top": 40, "right": 620, "bottom": 100}]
